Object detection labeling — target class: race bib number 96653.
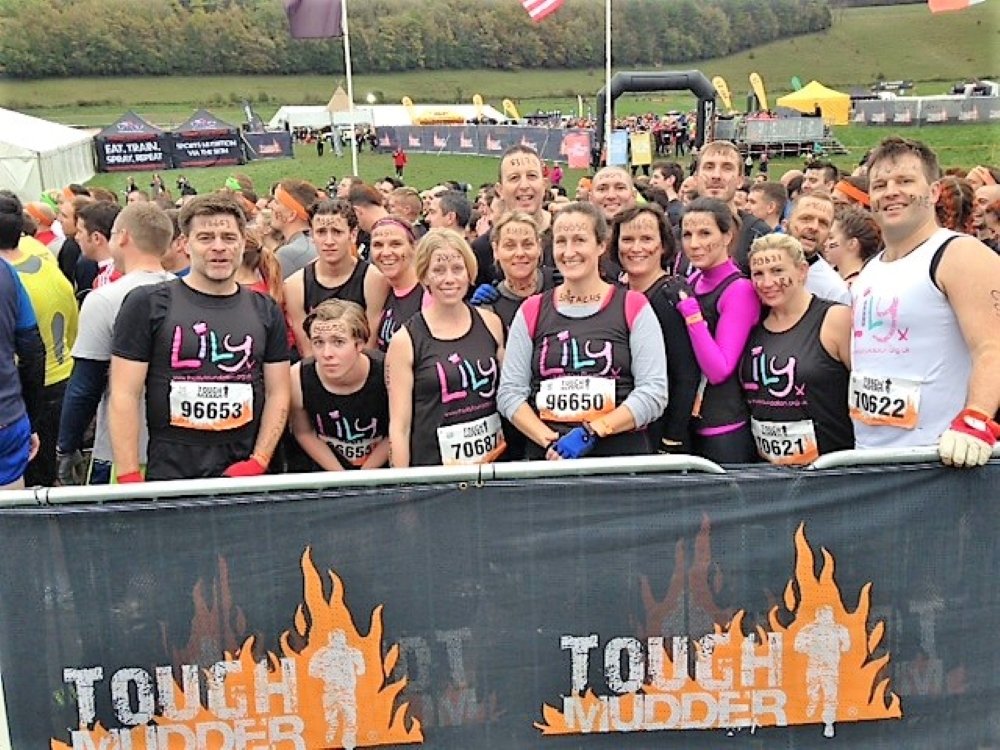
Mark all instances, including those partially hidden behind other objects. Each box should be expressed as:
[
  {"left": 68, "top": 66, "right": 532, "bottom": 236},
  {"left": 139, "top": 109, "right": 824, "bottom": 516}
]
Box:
[{"left": 169, "top": 381, "right": 253, "bottom": 431}]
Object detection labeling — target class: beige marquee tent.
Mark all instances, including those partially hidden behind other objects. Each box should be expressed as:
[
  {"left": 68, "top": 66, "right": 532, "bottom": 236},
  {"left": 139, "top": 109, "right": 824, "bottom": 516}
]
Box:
[{"left": 0, "top": 107, "right": 95, "bottom": 202}]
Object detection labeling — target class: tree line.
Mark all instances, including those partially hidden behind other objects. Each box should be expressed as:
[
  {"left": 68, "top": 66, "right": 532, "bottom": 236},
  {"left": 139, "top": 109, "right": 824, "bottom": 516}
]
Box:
[{"left": 0, "top": 0, "right": 832, "bottom": 79}]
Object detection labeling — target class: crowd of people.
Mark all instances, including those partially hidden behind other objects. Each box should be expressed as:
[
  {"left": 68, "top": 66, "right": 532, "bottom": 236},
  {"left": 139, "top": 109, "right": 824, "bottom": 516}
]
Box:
[{"left": 1, "top": 134, "right": 998, "bottom": 489}]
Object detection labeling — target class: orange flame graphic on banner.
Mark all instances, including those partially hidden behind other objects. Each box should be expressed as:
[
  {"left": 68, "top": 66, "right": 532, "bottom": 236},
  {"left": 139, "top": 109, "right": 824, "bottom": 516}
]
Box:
[
  {"left": 161, "top": 556, "right": 249, "bottom": 667},
  {"left": 636, "top": 515, "right": 732, "bottom": 640},
  {"left": 53, "top": 549, "right": 422, "bottom": 749},
  {"left": 536, "top": 525, "right": 901, "bottom": 738}
]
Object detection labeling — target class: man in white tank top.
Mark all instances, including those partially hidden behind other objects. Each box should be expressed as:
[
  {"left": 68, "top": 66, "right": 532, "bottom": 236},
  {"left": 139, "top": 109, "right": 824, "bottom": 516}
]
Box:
[{"left": 850, "top": 137, "right": 1000, "bottom": 467}]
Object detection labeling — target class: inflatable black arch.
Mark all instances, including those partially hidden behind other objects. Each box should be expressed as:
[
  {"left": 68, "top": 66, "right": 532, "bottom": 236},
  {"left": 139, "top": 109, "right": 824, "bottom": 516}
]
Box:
[{"left": 595, "top": 70, "right": 717, "bottom": 164}]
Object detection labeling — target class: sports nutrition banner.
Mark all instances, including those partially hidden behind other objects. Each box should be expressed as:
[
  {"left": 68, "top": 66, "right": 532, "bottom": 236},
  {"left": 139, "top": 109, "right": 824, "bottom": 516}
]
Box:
[{"left": 0, "top": 463, "right": 996, "bottom": 749}]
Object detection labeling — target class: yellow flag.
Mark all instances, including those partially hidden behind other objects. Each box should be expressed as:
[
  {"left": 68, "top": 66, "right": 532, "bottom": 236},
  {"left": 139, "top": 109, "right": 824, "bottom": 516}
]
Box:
[
  {"left": 712, "top": 76, "right": 734, "bottom": 114},
  {"left": 749, "top": 72, "right": 769, "bottom": 111},
  {"left": 472, "top": 94, "right": 484, "bottom": 120}
]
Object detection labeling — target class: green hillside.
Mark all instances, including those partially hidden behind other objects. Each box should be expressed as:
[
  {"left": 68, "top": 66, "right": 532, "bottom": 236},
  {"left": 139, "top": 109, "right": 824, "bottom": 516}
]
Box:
[{"left": 0, "top": 2, "right": 995, "bottom": 125}]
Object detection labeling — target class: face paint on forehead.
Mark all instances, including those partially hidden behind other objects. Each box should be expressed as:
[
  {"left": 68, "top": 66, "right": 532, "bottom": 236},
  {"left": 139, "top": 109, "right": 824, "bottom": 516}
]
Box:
[
  {"left": 682, "top": 213, "right": 718, "bottom": 231},
  {"left": 750, "top": 251, "right": 789, "bottom": 268},
  {"left": 313, "top": 214, "right": 347, "bottom": 230},
  {"left": 200, "top": 216, "right": 239, "bottom": 229},
  {"left": 500, "top": 223, "right": 536, "bottom": 240},
  {"left": 371, "top": 224, "right": 409, "bottom": 242},
  {"left": 429, "top": 250, "right": 465, "bottom": 264},
  {"left": 311, "top": 320, "right": 351, "bottom": 339},
  {"left": 504, "top": 156, "right": 540, "bottom": 171},
  {"left": 555, "top": 219, "right": 594, "bottom": 235},
  {"left": 624, "top": 214, "right": 660, "bottom": 232}
]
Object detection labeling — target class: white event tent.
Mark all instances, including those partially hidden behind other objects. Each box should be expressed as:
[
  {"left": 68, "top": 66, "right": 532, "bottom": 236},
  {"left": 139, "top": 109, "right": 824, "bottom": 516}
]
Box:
[{"left": 0, "top": 107, "right": 95, "bottom": 202}]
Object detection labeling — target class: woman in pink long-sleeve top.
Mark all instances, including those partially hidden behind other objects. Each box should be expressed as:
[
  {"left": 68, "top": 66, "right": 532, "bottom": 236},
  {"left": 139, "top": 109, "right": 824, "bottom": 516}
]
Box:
[{"left": 662, "top": 197, "right": 761, "bottom": 463}]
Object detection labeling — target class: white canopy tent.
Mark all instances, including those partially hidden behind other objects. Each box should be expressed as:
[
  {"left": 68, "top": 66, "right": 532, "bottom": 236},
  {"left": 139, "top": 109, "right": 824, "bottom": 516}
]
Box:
[{"left": 0, "top": 107, "right": 95, "bottom": 202}]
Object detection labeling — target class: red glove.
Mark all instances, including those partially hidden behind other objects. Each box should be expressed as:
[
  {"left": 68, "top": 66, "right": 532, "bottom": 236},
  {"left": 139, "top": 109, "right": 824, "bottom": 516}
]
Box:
[
  {"left": 223, "top": 456, "right": 268, "bottom": 478},
  {"left": 116, "top": 471, "right": 145, "bottom": 484},
  {"left": 938, "top": 409, "right": 1000, "bottom": 468}
]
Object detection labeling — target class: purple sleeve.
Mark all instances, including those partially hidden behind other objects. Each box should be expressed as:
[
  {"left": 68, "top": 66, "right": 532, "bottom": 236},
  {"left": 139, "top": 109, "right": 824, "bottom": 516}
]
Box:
[{"left": 678, "top": 279, "right": 760, "bottom": 385}]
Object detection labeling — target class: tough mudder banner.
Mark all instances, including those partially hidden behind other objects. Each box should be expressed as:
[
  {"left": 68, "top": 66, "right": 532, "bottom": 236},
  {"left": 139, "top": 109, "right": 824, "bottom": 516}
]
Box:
[
  {"left": 373, "top": 126, "right": 592, "bottom": 165},
  {"left": 243, "top": 131, "right": 294, "bottom": 161},
  {"left": 0, "top": 462, "right": 996, "bottom": 749}
]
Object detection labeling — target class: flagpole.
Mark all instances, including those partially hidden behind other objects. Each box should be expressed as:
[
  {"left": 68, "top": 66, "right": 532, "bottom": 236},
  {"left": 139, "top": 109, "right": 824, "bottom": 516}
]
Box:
[
  {"left": 341, "top": 0, "right": 359, "bottom": 176},
  {"left": 604, "top": 0, "right": 612, "bottom": 153}
]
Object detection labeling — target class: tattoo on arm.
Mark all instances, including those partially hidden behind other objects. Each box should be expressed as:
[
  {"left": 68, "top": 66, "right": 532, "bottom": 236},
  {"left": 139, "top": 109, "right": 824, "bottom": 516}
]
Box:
[{"left": 991, "top": 289, "right": 1000, "bottom": 318}]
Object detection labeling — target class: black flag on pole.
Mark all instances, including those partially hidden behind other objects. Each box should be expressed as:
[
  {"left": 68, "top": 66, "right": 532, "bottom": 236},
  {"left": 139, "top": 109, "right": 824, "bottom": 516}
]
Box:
[{"left": 284, "top": 0, "right": 343, "bottom": 39}]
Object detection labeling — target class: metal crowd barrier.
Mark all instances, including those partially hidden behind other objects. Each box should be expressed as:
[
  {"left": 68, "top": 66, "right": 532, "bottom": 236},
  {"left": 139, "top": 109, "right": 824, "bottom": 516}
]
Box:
[{"left": 4, "top": 446, "right": 998, "bottom": 508}]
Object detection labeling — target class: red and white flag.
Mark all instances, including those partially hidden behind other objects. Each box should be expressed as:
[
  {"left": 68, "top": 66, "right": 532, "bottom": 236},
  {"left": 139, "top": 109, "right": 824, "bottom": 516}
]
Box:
[
  {"left": 522, "top": 0, "right": 565, "bottom": 22},
  {"left": 928, "top": 0, "right": 984, "bottom": 12}
]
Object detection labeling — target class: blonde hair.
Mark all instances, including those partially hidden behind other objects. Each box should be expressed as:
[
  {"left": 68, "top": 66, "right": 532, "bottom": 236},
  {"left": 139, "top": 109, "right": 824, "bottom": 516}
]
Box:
[
  {"left": 303, "top": 299, "right": 369, "bottom": 343},
  {"left": 415, "top": 228, "right": 478, "bottom": 284},
  {"left": 490, "top": 210, "right": 539, "bottom": 246},
  {"left": 748, "top": 233, "right": 807, "bottom": 266}
]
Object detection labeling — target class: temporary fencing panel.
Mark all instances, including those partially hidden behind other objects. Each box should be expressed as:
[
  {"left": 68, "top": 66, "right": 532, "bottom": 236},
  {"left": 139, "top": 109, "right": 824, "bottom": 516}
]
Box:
[
  {"left": 373, "top": 126, "right": 592, "bottom": 166},
  {"left": 852, "top": 97, "right": 1000, "bottom": 125},
  {"left": 0, "top": 459, "right": 996, "bottom": 749}
]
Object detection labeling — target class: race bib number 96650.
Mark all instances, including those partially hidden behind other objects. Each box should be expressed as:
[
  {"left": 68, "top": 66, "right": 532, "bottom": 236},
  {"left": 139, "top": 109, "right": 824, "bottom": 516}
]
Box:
[{"left": 537, "top": 376, "right": 615, "bottom": 423}]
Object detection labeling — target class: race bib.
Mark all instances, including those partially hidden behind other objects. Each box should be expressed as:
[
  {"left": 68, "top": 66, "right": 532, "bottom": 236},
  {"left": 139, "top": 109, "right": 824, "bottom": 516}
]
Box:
[
  {"left": 536, "top": 376, "right": 616, "bottom": 423},
  {"left": 751, "top": 418, "right": 819, "bottom": 466},
  {"left": 326, "top": 438, "right": 377, "bottom": 469},
  {"left": 437, "top": 413, "right": 506, "bottom": 466},
  {"left": 169, "top": 381, "right": 253, "bottom": 431},
  {"left": 848, "top": 373, "right": 920, "bottom": 430}
]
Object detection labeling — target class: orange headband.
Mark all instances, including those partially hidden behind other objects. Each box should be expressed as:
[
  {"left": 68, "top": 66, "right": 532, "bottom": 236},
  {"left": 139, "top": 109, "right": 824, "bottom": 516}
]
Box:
[
  {"left": 969, "top": 165, "right": 997, "bottom": 186},
  {"left": 25, "top": 203, "right": 53, "bottom": 227},
  {"left": 835, "top": 180, "right": 870, "bottom": 207},
  {"left": 238, "top": 194, "right": 257, "bottom": 219},
  {"left": 62, "top": 186, "right": 75, "bottom": 203},
  {"left": 274, "top": 185, "right": 309, "bottom": 222}
]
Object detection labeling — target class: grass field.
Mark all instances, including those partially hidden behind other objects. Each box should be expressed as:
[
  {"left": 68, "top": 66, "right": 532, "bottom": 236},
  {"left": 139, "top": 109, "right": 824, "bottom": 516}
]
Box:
[
  {"left": 1, "top": 3, "right": 996, "bottom": 128},
  {"left": 4, "top": 2, "right": 997, "bottom": 195},
  {"left": 81, "top": 122, "right": 1000, "bottom": 201}
]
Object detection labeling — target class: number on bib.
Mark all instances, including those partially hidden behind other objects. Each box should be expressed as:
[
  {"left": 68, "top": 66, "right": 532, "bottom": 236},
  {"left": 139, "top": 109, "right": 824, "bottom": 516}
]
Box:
[
  {"left": 848, "top": 373, "right": 920, "bottom": 430},
  {"left": 751, "top": 418, "right": 819, "bottom": 466},
  {"left": 537, "top": 377, "right": 616, "bottom": 423},
  {"left": 169, "top": 381, "right": 253, "bottom": 431},
  {"left": 437, "top": 413, "right": 506, "bottom": 466}
]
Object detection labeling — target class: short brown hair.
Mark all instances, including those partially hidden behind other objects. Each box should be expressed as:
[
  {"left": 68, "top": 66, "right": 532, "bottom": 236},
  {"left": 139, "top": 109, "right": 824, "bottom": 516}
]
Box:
[
  {"left": 749, "top": 181, "right": 788, "bottom": 214},
  {"left": 834, "top": 205, "right": 882, "bottom": 261},
  {"left": 303, "top": 299, "right": 369, "bottom": 342},
  {"left": 347, "top": 183, "right": 384, "bottom": 209},
  {"left": 178, "top": 192, "right": 246, "bottom": 236},
  {"left": 117, "top": 203, "right": 173, "bottom": 257},
  {"left": 866, "top": 136, "right": 941, "bottom": 183}
]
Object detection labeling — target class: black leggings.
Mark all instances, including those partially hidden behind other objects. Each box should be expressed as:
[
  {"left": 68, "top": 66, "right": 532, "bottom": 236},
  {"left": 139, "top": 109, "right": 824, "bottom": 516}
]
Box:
[{"left": 693, "top": 424, "right": 757, "bottom": 465}]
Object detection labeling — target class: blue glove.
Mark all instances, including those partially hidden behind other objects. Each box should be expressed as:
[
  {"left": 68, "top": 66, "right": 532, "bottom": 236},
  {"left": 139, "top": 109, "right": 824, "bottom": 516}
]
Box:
[
  {"left": 553, "top": 426, "right": 599, "bottom": 459},
  {"left": 470, "top": 283, "right": 500, "bottom": 306}
]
